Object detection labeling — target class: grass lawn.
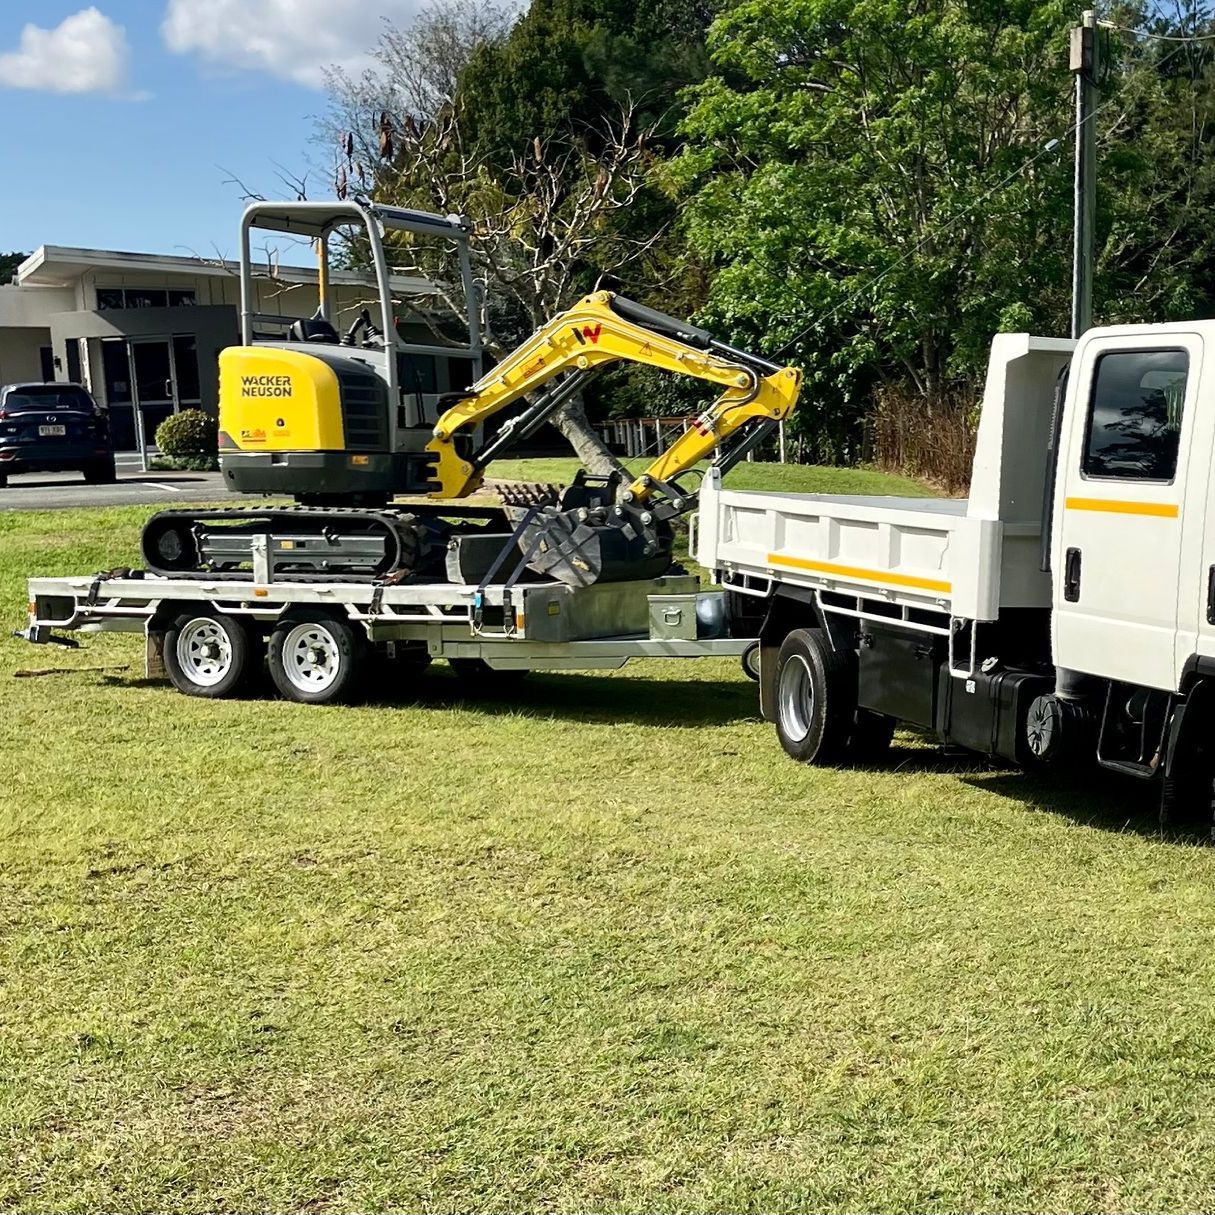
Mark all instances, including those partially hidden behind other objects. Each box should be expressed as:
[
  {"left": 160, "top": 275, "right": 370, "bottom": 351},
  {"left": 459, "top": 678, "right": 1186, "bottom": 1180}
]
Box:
[
  {"left": 490, "top": 456, "right": 935, "bottom": 498},
  {"left": 3, "top": 463, "right": 1215, "bottom": 1212}
]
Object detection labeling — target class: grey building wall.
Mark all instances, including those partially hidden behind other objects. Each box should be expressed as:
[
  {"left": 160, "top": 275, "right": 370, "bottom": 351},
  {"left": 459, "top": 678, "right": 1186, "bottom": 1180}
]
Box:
[
  {"left": 0, "top": 328, "right": 50, "bottom": 385},
  {"left": 48, "top": 305, "right": 238, "bottom": 414}
]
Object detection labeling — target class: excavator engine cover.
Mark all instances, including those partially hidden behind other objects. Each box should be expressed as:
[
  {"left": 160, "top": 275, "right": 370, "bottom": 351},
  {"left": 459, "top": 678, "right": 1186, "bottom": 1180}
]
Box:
[{"left": 217, "top": 344, "right": 435, "bottom": 502}]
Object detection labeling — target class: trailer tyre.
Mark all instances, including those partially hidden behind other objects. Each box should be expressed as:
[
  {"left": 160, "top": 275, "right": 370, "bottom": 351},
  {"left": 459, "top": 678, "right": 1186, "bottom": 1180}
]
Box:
[
  {"left": 741, "top": 640, "right": 761, "bottom": 682},
  {"left": 774, "top": 627, "right": 856, "bottom": 765},
  {"left": 165, "top": 610, "right": 257, "bottom": 699},
  {"left": 269, "top": 610, "right": 364, "bottom": 705}
]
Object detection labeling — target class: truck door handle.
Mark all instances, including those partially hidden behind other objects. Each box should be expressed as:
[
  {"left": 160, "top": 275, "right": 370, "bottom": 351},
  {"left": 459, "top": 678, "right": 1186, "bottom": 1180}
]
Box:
[
  {"left": 1207, "top": 566, "right": 1215, "bottom": 625},
  {"left": 1064, "top": 547, "right": 1082, "bottom": 602}
]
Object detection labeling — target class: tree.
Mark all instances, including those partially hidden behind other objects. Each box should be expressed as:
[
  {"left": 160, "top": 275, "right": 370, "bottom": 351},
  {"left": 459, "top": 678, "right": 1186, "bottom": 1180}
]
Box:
[
  {"left": 0, "top": 252, "right": 28, "bottom": 285},
  {"left": 675, "top": 0, "right": 1076, "bottom": 460},
  {"left": 324, "top": 1, "right": 674, "bottom": 475}
]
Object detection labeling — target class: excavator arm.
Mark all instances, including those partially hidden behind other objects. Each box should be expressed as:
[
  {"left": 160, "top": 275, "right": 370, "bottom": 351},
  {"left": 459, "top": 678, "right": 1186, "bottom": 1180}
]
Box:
[{"left": 426, "top": 292, "right": 802, "bottom": 503}]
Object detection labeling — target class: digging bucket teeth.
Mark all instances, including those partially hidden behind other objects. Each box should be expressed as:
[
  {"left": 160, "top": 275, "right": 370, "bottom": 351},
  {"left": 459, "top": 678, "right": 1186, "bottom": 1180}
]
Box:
[{"left": 514, "top": 502, "right": 673, "bottom": 587}]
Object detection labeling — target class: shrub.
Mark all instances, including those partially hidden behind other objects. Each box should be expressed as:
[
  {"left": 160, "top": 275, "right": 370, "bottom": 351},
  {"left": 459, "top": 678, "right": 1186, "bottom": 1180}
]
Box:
[
  {"left": 869, "top": 386, "right": 977, "bottom": 495},
  {"left": 156, "top": 409, "right": 218, "bottom": 466}
]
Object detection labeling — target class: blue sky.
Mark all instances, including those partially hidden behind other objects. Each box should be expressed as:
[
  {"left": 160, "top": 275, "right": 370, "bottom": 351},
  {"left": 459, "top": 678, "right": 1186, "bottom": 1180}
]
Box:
[{"left": 0, "top": 1, "right": 428, "bottom": 260}]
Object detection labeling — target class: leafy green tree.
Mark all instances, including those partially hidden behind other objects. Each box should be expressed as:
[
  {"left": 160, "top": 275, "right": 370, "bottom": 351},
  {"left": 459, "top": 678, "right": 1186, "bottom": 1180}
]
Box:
[
  {"left": 675, "top": 0, "right": 1076, "bottom": 459},
  {"left": 0, "top": 251, "right": 28, "bottom": 285}
]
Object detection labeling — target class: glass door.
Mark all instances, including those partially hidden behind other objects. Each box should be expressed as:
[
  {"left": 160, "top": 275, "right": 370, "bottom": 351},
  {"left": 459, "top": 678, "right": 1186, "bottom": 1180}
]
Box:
[{"left": 128, "top": 338, "right": 177, "bottom": 448}]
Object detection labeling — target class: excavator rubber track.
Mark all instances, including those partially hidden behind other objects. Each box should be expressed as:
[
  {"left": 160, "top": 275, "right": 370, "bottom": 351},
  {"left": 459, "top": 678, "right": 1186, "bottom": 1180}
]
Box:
[{"left": 140, "top": 505, "right": 499, "bottom": 582}]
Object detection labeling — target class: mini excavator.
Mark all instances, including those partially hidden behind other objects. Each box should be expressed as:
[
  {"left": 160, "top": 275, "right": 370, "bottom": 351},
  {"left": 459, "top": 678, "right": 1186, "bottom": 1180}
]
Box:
[{"left": 140, "top": 200, "right": 801, "bottom": 587}]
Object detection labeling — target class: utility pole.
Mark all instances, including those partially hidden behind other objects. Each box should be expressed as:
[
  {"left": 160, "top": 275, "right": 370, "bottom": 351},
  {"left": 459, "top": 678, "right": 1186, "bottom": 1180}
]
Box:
[{"left": 1070, "top": 9, "right": 1099, "bottom": 338}]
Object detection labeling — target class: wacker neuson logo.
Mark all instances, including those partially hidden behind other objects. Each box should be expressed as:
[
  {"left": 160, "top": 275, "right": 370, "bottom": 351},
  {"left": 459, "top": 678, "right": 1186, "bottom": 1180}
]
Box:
[{"left": 240, "top": 374, "right": 293, "bottom": 398}]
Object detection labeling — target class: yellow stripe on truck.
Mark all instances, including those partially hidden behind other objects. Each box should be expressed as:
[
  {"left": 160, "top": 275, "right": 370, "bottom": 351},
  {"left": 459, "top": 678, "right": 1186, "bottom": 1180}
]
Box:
[
  {"left": 1065, "top": 496, "right": 1179, "bottom": 518},
  {"left": 767, "top": 552, "right": 952, "bottom": 595}
]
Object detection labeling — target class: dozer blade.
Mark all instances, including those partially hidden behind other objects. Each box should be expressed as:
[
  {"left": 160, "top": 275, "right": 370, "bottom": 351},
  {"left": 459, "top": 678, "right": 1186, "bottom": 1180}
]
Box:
[{"left": 514, "top": 503, "right": 673, "bottom": 587}]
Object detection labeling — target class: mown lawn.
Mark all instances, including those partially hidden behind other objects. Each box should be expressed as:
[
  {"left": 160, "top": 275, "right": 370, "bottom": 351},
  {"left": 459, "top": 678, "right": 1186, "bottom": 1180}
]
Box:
[{"left": 2, "top": 464, "right": 1215, "bottom": 1212}]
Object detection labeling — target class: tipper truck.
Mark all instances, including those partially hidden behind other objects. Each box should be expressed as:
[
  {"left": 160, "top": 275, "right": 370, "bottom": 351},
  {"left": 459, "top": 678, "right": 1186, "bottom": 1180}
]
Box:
[{"left": 695, "top": 325, "right": 1215, "bottom": 829}]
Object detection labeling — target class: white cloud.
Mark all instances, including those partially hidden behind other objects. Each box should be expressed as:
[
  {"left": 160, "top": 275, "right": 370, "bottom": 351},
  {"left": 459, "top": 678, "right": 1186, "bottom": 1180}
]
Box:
[
  {"left": 0, "top": 7, "right": 132, "bottom": 96},
  {"left": 162, "top": 0, "right": 426, "bottom": 88}
]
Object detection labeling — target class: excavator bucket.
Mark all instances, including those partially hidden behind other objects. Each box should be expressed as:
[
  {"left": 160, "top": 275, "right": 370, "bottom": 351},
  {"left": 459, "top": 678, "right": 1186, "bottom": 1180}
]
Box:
[{"left": 511, "top": 502, "right": 673, "bottom": 587}]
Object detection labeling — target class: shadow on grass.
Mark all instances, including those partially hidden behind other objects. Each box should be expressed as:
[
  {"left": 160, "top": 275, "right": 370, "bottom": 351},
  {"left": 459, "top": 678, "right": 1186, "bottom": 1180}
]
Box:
[
  {"left": 367, "top": 667, "right": 759, "bottom": 728},
  {"left": 852, "top": 741, "right": 1204, "bottom": 843}
]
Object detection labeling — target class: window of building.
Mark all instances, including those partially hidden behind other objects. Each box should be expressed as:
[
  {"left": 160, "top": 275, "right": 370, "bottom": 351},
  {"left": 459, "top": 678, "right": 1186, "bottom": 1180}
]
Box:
[
  {"left": 1082, "top": 349, "right": 1189, "bottom": 481},
  {"left": 95, "top": 286, "right": 197, "bottom": 310}
]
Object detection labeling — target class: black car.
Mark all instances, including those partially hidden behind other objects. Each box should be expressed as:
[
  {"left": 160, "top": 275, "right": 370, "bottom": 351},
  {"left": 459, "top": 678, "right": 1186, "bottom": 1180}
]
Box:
[{"left": 0, "top": 382, "right": 116, "bottom": 487}]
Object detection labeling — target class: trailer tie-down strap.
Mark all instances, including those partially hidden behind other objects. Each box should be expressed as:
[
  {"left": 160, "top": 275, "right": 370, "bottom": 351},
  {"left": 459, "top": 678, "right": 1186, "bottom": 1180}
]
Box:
[
  {"left": 85, "top": 568, "right": 132, "bottom": 607},
  {"left": 473, "top": 505, "right": 542, "bottom": 633},
  {"left": 368, "top": 581, "right": 386, "bottom": 617}
]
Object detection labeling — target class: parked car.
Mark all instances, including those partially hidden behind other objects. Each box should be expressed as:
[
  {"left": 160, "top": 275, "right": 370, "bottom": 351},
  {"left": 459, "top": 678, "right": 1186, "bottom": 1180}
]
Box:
[{"left": 0, "top": 383, "right": 116, "bottom": 487}]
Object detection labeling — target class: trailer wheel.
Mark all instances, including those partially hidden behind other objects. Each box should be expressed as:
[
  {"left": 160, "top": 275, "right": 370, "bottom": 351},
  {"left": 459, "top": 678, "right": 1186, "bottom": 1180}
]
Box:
[
  {"left": 165, "top": 610, "right": 257, "bottom": 699},
  {"left": 449, "top": 657, "right": 529, "bottom": 690},
  {"left": 741, "top": 640, "right": 761, "bottom": 682},
  {"left": 269, "top": 610, "right": 364, "bottom": 705},
  {"left": 774, "top": 628, "right": 856, "bottom": 764}
]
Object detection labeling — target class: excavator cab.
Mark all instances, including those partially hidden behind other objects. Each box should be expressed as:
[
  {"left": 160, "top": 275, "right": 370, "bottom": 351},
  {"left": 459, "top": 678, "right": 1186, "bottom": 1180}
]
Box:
[{"left": 218, "top": 199, "right": 483, "bottom": 505}]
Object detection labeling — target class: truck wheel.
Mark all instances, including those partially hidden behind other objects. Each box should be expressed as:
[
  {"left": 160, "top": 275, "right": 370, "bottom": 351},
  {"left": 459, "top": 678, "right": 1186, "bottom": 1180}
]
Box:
[
  {"left": 774, "top": 627, "right": 856, "bottom": 764},
  {"left": 269, "top": 610, "right": 364, "bottom": 705},
  {"left": 449, "top": 657, "right": 529, "bottom": 690},
  {"left": 165, "top": 610, "right": 257, "bottom": 699},
  {"left": 1161, "top": 740, "right": 1215, "bottom": 836}
]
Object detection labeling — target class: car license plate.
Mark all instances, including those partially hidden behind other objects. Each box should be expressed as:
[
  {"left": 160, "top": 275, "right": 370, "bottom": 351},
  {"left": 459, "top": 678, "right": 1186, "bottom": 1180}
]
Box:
[{"left": 38, "top": 425, "right": 66, "bottom": 436}]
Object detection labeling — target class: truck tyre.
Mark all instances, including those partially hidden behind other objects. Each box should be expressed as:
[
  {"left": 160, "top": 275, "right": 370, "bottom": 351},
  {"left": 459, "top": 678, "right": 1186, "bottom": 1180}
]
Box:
[
  {"left": 164, "top": 610, "right": 257, "bottom": 699},
  {"left": 774, "top": 627, "right": 856, "bottom": 764},
  {"left": 269, "top": 610, "right": 364, "bottom": 705},
  {"left": 449, "top": 657, "right": 529, "bottom": 690}
]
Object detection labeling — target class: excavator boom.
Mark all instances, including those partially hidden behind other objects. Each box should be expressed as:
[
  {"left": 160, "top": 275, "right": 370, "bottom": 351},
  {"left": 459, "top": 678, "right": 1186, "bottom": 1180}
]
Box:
[{"left": 425, "top": 292, "right": 802, "bottom": 504}]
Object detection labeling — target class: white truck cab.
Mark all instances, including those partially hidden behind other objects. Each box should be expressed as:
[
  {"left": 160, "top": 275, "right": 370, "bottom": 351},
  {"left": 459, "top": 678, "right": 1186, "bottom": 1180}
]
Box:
[{"left": 697, "top": 322, "right": 1215, "bottom": 829}]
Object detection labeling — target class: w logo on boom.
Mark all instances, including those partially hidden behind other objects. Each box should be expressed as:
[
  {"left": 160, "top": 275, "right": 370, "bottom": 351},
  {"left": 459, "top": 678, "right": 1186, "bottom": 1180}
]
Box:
[{"left": 580, "top": 324, "right": 602, "bottom": 343}]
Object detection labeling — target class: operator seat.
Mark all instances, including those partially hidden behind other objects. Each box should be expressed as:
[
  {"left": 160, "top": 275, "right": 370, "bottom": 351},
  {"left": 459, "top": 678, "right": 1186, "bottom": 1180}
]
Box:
[{"left": 288, "top": 318, "right": 341, "bottom": 344}]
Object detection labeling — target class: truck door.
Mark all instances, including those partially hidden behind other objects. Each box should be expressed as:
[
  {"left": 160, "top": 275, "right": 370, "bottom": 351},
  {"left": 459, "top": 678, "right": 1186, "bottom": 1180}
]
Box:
[{"left": 1054, "top": 335, "right": 1199, "bottom": 691}]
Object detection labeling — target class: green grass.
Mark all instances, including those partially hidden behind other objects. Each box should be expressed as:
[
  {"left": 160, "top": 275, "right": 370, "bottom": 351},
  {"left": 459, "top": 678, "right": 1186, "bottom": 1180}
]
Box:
[
  {"left": 491, "top": 457, "right": 934, "bottom": 498},
  {"left": 1, "top": 464, "right": 1214, "bottom": 1212}
]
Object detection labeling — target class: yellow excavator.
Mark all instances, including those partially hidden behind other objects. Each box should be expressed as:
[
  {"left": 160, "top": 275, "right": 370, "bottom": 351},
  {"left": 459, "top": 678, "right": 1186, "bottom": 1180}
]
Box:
[{"left": 140, "top": 200, "right": 801, "bottom": 587}]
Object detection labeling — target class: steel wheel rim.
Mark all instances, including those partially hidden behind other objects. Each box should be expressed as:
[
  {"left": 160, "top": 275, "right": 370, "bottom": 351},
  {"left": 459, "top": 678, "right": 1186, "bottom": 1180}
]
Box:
[
  {"left": 177, "top": 618, "right": 233, "bottom": 687},
  {"left": 283, "top": 623, "right": 341, "bottom": 693},
  {"left": 778, "top": 653, "right": 814, "bottom": 743}
]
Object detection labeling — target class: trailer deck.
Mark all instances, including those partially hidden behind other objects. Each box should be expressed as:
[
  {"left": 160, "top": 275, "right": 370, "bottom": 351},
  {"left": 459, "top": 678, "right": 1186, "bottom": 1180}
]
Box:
[{"left": 24, "top": 568, "right": 750, "bottom": 677}]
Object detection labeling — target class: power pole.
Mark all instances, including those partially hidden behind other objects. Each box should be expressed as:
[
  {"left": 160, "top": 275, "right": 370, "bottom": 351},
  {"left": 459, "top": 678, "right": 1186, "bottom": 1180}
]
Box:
[{"left": 1070, "top": 9, "right": 1099, "bottom": 338}]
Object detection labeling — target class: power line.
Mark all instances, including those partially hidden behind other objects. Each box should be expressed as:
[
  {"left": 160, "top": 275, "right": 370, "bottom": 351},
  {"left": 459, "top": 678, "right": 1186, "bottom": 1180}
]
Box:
[
  {"left": 770, "top": 35, "right": 1192, "bottom": 358},
  {"left": 1098, "top": 20, "right": 1215, "bottom": 42}
]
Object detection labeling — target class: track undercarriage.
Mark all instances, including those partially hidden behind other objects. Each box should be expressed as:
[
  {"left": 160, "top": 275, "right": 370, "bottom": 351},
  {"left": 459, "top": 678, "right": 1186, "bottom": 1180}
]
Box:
[{"left": 139, "top": 476, "right": 675, "bottom": 587}]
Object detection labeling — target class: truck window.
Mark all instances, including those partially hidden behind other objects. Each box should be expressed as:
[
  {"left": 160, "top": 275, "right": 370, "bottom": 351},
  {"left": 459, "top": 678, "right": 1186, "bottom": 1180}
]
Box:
[{"left": 1082, "top": 349, "right": 1188, "bottom": 481}]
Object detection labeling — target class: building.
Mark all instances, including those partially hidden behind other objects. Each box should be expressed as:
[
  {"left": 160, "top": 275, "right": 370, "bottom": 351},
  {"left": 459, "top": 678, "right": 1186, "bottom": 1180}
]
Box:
[{"left": 0, "top": 246, "right": 444, "bottom": 451}]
